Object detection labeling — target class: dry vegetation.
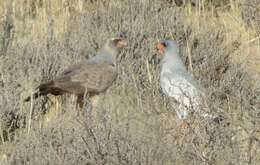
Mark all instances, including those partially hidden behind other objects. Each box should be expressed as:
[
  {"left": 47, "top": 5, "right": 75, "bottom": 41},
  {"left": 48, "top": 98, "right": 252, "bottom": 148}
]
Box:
[{"left": 0, "top": 0, "right": 259, "bottom": 164}]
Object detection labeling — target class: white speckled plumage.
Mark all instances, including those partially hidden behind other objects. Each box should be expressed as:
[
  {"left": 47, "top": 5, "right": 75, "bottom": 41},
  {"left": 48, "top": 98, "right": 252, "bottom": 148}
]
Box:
[{"left": 159, "top": 40, "right": 211, "bottom": 119}]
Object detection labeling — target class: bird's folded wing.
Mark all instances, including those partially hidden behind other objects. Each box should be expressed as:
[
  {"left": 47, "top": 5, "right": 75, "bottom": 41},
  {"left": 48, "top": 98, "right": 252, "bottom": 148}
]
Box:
[
  {"left": 60, "top": 62, "right": 85, "bottom": 76},
  {"left": 161, "top": 72, "right": 202, "bottom": 110},
  {"left": 70, "top": 62, "right": 117, "bottom": 93},
  {"left": 51, "top": 61, "right": 117, "bottom": 94}
]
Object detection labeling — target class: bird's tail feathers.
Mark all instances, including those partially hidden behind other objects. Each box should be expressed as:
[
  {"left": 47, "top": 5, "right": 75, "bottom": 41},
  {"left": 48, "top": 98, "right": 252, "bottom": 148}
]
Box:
[{"left": 24, "top": 81, "right": 54, "bottom": 102}]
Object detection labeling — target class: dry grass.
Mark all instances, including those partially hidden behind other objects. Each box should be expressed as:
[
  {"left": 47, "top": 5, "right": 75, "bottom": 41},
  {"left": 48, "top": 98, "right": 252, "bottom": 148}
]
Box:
[{"left": 0, "top": 0, "right": 259, "bottom": 164}]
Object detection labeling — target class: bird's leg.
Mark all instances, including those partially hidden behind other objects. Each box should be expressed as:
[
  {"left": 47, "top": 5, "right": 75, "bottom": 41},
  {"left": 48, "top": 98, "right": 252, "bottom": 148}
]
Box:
[
  {"left": 44, "top": 97, "right": 62, "bottom": 124},
  {"left": 89, "top": 95, "right": 100, "bottom": 109},
  {"left": 83, "top": 93, "right": 94, "bottom": 113},
  {"left": 55, "top": 97, "right": 60, "bottom": 113},
  {"left": 88, "top": 95, "right": 100, "bottom": 119},
  {"left": 76, "top": 94, "right": 84, "bottom": 110},
  {"left": 173, "top": 104, "right": 190, "bottom": 144},
  {"left": 175, "top": 120, "right": 189, "bottom": 145}
]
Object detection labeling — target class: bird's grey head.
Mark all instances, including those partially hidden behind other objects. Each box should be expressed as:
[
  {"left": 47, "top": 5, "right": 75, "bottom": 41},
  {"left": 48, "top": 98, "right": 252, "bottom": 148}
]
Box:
[
  {"left": 156, "top": 39, "right": 185, "bottom": 69},
  {"left": 104, "top": 37, "right": 127, "bottom": 54},
  {"left": 156, "top": 39, "right": 179, "bottom": 54}
]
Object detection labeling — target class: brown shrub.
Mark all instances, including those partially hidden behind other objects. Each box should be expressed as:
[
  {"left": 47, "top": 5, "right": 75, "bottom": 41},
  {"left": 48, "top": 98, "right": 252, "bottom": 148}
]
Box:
[{"left": 0, "top": 0, "right": 259, "bottom": 164}]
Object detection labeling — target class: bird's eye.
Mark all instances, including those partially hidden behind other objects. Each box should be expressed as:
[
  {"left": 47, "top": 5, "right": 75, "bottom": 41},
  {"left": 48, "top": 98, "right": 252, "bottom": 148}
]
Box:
[
  {"left": 111, "top": 39, "right": 121, "bottom": 46},
  {"left": 156, "top": 42, "right": 167, "bottom": 54}
]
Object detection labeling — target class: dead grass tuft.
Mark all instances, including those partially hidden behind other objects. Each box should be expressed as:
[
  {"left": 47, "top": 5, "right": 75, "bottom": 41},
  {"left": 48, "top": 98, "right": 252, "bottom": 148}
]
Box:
[{"left": 0, "top": 0, "right": 259, "bottom": 164}]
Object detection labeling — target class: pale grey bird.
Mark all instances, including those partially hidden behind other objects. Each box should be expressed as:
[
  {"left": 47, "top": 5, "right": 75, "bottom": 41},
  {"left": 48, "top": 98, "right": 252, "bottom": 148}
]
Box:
[
  {"left": 156, "top": 39, "right": 212, "bottom": 119},
  {"left": 24, "top": 37, "right": 127, "bottom": 108}
]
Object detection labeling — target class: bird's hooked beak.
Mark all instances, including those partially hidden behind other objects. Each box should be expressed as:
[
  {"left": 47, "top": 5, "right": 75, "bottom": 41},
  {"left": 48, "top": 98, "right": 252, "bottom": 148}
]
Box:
[
  {"left": 156, "top": 41, "right": 166, "bottom": 54},
  {"left": 113, "top": 38, "right": 127, "bottom": 62}
]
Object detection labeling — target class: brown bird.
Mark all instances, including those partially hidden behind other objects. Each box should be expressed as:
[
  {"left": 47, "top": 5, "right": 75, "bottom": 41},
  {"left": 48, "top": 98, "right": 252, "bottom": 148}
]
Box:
[{"left": 24, "top": 37, "right": 127, "bottom": 108}]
